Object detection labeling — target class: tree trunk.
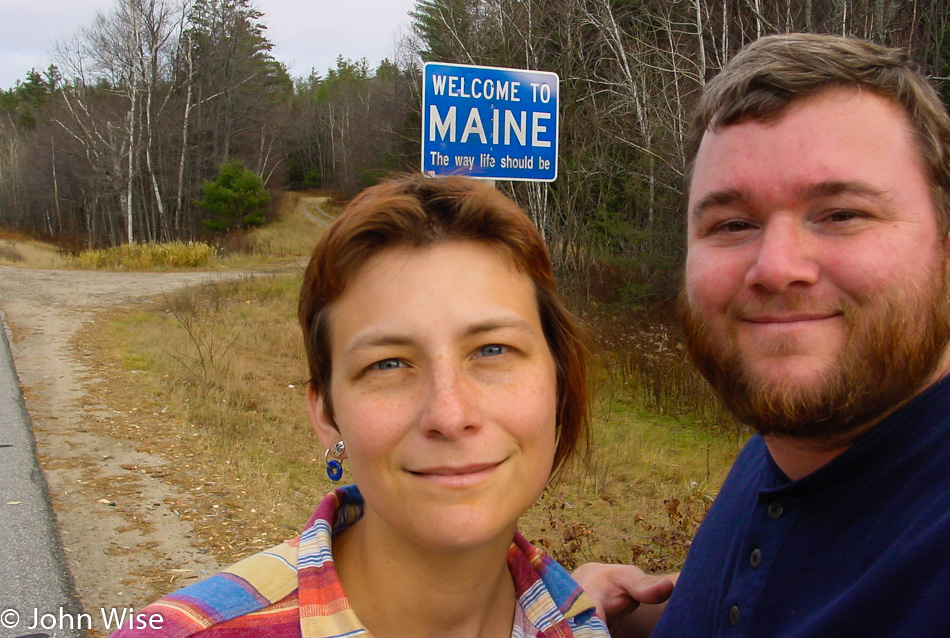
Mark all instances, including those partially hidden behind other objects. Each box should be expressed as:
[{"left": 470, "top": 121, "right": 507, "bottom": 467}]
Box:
[{"left": 126, "top": 85, "right": 138, "bottom": 245}]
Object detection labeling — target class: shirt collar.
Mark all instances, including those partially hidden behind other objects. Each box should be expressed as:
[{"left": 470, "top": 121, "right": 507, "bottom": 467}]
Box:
[{"left": 297, "top": 484, "right": 598, "bottom": 637}]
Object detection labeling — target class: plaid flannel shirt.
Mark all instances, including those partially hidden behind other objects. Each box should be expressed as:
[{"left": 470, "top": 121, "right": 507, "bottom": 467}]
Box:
[{"left": 111, "top": 484, "right": 608, "bottom": 638}]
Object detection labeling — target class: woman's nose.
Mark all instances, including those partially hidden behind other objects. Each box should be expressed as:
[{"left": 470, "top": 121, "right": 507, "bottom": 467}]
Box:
[{"left": 417, "top": 363, "right": 482, "bottom": 439}]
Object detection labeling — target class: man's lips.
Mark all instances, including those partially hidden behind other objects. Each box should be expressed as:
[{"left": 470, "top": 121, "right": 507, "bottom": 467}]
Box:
[{"left": 742, "top": 312, "right": 841, "bottom": 324}]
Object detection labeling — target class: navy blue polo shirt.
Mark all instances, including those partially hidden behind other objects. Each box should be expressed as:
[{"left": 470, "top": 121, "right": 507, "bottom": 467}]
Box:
[{"left": 653, "top": 375, "right": 950, "bottom": 637}]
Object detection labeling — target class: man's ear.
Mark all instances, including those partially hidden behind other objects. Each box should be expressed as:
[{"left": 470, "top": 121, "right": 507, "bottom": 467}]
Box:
[{"left": 307, "top": 383, "right": 345, "bottom": 455}]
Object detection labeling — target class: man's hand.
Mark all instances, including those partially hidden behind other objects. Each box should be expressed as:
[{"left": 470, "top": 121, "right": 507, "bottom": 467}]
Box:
[{"left": 573, "top": 562, "right": 677, "bottom": 637}]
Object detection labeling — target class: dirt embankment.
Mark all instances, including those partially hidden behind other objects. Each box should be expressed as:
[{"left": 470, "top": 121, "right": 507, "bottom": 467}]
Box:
[
  {"left": 0, "top": 196, "right": 333, "bottom": 636},
  {"left": 0, "top": 268, "right": 241, "bottom": 633}
]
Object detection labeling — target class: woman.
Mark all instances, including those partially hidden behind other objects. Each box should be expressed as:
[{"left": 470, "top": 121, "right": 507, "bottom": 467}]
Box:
[{"left": 112, "top": 174, "right": 608, "bottom": 637}]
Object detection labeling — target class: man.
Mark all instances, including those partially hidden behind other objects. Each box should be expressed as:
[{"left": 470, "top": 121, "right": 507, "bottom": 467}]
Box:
[{"left": 576, "top": 33, "right": 950, "bottom": 636}]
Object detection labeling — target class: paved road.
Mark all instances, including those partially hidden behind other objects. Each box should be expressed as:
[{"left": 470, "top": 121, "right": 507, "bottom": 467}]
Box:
[{"left": 0, "top": 314, "right": 83, "bottom": 638}]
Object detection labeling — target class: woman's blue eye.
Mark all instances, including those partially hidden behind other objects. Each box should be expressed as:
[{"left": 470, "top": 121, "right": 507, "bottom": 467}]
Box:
[
  {"left": 372, "top": 358, "right": 404, "bottom": 370},
  {"left": 479, "top": 344, "right": 505, "bottom": 357}
]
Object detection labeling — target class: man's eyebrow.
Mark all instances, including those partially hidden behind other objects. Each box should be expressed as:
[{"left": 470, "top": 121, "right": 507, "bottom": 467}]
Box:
[
  {"left": 690, "top": 181, "right": 890, "bottom": 220},
  {"left": 691, "top": 188, "right": 746, "bottom": 219},
  {"left": 800, "top": 180, "right": 889, "bottom": 201}
]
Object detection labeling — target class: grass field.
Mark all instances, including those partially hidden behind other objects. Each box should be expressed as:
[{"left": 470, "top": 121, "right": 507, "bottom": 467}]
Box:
[
  {"left": 0, "top": 230, "right": 68, "bottom": 268},
  {"left": 91, "top": 277, "right": 743, "bottom": 573},
  {"left": 60, "top": 192, "right": 744, "bottom": 572},
  {"left": 3, "top": 190, "right": 327, "bottom": 272}
]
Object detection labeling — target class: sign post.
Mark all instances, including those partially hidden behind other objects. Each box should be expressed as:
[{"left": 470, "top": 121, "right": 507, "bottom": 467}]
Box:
[{"left": 421, "top": 62, "right": 559, "bottom": 182}]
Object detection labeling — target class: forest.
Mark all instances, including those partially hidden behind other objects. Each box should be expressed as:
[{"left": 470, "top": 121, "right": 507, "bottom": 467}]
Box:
[{"left": 2, "top": 0, "right": 949, "bottom": 301}]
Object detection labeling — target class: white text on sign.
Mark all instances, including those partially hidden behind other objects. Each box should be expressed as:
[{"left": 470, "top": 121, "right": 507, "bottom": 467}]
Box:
[
  {"left": 421, "top": 63, "right": 559, "bottom": 181},
  {"left": 428, "top": 107, "right": 552, "bottom": 147}
]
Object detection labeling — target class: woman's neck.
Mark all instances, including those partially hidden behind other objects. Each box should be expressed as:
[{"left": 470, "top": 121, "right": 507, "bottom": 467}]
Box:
[{"left": 332, "top": 513, "right": 518, "bottom": 638}]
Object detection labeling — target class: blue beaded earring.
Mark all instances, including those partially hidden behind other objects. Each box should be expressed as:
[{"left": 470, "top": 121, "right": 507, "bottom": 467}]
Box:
[{"left": 325, "top": 441, "right": 345, "bottom": 481}]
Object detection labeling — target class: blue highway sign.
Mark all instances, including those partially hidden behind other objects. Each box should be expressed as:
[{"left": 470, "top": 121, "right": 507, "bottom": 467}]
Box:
[{"left": 422, "top": 62, "right": 559, "bottom": 181}]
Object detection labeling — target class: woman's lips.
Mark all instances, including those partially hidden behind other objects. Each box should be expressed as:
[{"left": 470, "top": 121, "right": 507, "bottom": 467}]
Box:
[{"left": 407, "top": 462, "right": 503, "bottom": 487}]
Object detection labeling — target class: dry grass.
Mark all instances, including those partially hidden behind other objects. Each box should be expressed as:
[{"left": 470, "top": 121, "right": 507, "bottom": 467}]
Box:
[
  {"left": 73, "top": 241, "right": 217, "bottom": 270},
  {"left": 0, "top": 231, "right": 67, "bottom": 268},
  {"left": 1, "top": 191, "right": 333, "bottom": 273},
  {"left": 63, "top": 191, "right": 743, "bottom": 576},
  {"left": 88, "top": 273, "right": 743, "bottom": 575},
  {"left": 97, "top": 276, "right": 323, "bottom": 546},
  {"left": 525, "top": 403, "right": 741, "bottom": 571},
  {"left": 213, "top": 191, "right": 333, "bottom": 267}
]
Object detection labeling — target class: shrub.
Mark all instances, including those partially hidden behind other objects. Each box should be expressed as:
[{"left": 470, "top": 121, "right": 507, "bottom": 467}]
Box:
[
  {"left": 75, "top": 241, "right": 216, "bottom": 269},
  {"left": 197, "top": 161, "right": 271, "bottom": 233},
  {"left": 302, "top": 168, "right": 322, "bottom": 189}
]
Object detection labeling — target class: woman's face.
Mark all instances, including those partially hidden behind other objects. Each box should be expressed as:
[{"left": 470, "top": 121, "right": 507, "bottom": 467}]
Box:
[{"left": 309, "top": 240, "right": 558, "bottom": 553}]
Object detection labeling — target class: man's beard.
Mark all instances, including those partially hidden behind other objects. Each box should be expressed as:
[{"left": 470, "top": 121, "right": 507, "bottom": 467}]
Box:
[{"left": 678, "top": 269, "right": 950, "bottom": 442}]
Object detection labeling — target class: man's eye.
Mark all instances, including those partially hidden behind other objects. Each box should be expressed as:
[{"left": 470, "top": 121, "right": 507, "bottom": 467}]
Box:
[
  {"left": 371, "top": 358, "right": 405, "bottom": 371},
  {"left": 718, "top": 220, "right": 752, "bottom": 233},
  {"left": 826, "top": 210, "right": 858, "bottom": 222},
  {"left": 478, "top": 344, "right": 506, "bottom": 357}
]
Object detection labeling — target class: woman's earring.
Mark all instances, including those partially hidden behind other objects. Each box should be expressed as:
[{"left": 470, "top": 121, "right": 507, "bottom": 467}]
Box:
[{"left": 325, "top": 441, "right": 345, "bottom": 481}]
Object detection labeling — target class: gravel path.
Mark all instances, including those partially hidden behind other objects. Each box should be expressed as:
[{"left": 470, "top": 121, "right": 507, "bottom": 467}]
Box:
[{"left": 0, "top": 267, "right": 244, "bottom": 636}]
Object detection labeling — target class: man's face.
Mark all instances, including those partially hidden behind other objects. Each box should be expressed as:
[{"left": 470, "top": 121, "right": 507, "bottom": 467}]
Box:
[{"left": 682, "top": 87, "right": 950, "bottom": 441}]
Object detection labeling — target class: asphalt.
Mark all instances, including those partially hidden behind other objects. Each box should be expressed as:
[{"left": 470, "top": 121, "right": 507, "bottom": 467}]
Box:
[{"left": 0, "top": 313, "right": 84, "bottom": 638}]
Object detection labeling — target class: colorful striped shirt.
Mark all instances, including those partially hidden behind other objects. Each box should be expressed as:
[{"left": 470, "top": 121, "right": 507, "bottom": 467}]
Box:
[{"left": 111, "top": 484, "right": 608, "bottom": 637}]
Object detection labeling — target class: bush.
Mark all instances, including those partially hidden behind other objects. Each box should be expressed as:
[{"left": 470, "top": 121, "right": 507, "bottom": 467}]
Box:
[
  {"left": 302, "top": 168, "right": 323, "bottom": 189},
  {"left": 0, "top": 243, "right": 25, "bottom": 263},
  {"left": 75, "top": 241, "right": 216, "bottom": 270},
  {"left": 197, "top": 161, "right": 271, "bottom": 233}
]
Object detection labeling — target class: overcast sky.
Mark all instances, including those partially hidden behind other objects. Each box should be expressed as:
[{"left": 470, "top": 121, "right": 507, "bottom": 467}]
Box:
[{"left": 0, "top": 0, "right": 419, "bottom": 90}]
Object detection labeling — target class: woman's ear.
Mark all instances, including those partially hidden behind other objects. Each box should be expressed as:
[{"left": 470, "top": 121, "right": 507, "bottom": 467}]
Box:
[{"left": 307, "top": 383, "right": 345, "bottom": 455}]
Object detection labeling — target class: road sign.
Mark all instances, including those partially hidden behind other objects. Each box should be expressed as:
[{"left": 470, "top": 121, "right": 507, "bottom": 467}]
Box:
[{"left": 422, "top": 62, "right": 559, "bottom": 181}]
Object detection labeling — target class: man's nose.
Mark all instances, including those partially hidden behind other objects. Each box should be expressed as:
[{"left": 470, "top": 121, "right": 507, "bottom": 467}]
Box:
[{"left": 744, "top": 219, "right": 820, "bottom": 293}]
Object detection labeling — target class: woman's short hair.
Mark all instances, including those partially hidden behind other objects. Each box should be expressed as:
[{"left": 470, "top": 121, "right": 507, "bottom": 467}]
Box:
[{"left": 299, "top": 174, "right": 589, "bottom": 474}]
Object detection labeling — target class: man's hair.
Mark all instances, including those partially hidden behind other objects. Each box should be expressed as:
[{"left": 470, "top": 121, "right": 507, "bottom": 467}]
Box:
[
  {"left": 685, "top": 32, "right": 950, "bottom": 231},
  {"left": 298, "top": 174, "right": 589, "bottom": 475}
]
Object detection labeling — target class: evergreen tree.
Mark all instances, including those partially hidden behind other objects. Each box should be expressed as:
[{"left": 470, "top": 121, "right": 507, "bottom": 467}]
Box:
[{"left": 197, "top": 160, "right": 270, "bottom": 232}]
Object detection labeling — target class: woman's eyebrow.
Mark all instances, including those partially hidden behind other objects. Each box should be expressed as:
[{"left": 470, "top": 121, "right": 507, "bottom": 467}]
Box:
[
  {"left": 343, "top": 318, "right": 537, "bottom": 358},
  {"left": 463, "top": 318, "right": 535, "bottom": 339},
  {"left": 342, "top": 333, "right": 413, "bottom": 359}
]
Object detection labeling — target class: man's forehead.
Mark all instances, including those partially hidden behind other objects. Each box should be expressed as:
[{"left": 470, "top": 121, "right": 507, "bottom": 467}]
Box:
[{"left": 687, "top": 89, "right": 920, "bottom": 198}]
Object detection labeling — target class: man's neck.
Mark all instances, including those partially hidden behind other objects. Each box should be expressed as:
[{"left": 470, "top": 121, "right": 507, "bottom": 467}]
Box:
[
  {"left": 764, "top": 367, "right": 950, "bottom": 481},
  {"left": 763, "top": 435, "right": 851, "bottom": 481}
]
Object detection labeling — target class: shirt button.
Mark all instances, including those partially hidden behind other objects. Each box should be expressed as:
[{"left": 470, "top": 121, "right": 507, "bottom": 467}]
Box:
[
  {"left": 750, "top": 548, "right": 763, "bottom": 568},
  {"left": 729, "top": 605, "right": 741, "bottom": 626},
  {"left": 768, "top": 502, "right": 784, "bottom": 519}
]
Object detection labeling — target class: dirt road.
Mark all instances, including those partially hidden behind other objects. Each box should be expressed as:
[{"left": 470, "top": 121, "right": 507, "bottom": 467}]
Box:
[{"left": 0, "top": 267, "right": 244, "bottom": 633}]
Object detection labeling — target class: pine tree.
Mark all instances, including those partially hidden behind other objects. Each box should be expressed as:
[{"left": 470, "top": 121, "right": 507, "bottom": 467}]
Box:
[{"left": 196, "top": 160, "right": 270, "bottom": 233}]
